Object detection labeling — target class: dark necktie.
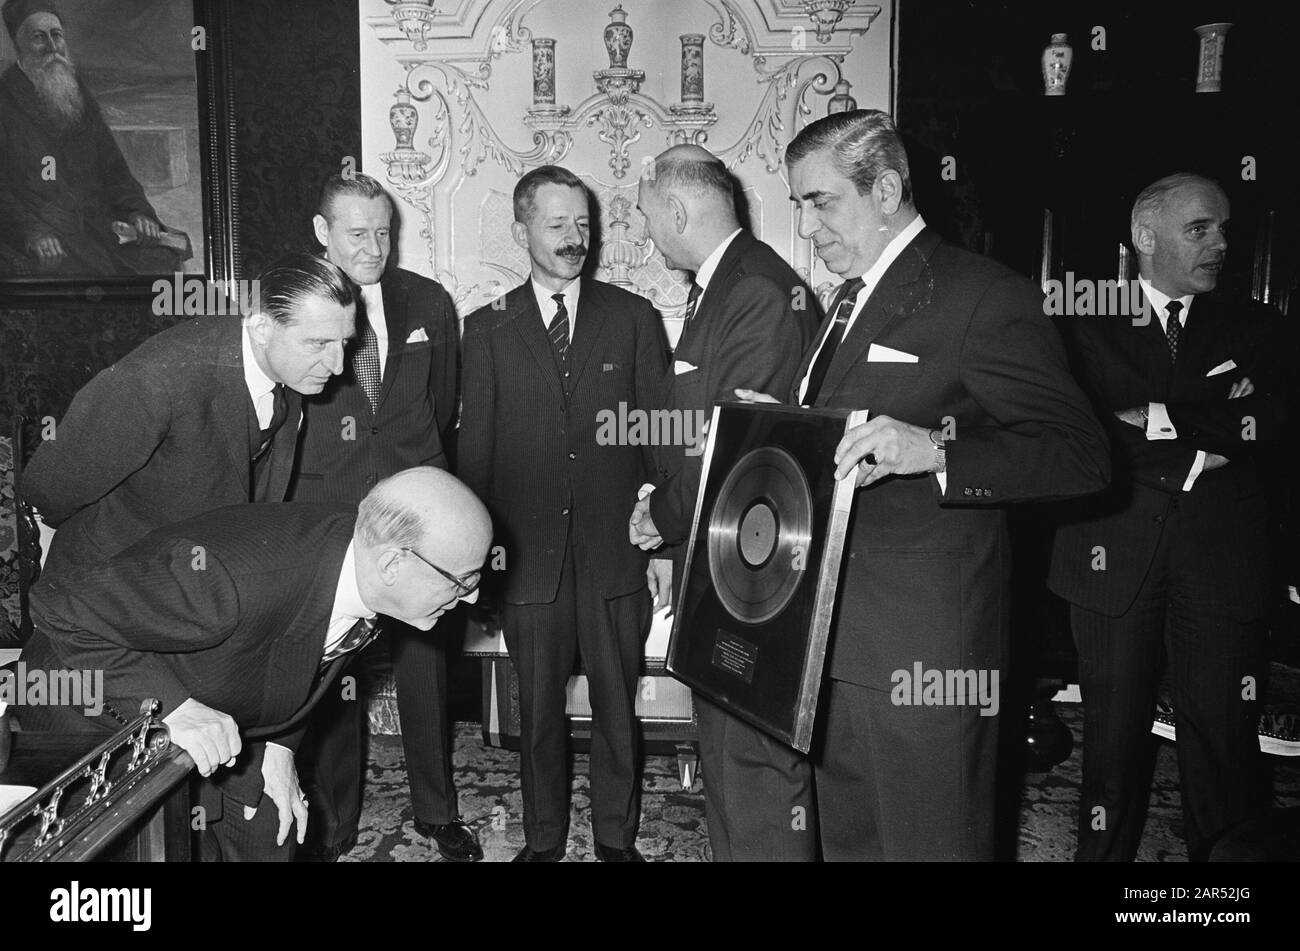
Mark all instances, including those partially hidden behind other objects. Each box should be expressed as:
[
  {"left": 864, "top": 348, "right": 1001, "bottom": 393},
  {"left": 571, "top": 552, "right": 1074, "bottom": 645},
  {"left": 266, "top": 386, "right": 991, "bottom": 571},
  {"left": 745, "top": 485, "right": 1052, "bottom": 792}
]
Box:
[
  {"left": 354, "top": 292, "right": 382, "bottom": 412},
  {"left": 682, "top": 282, "right": 702, "bottom": 325},
  {"left": 548, "top": 292, "right": 569, "bottom": 357},
  {"left": 1164, "top": 300, "right": 1184, "bottom": 363},
  {"left": 801, "top": 277, "right": 865, "bottom": 406},
  {"left": 253, "top": 384, "right": 287, "bottom": 461},
  {"left": 320, "top": 617, "right": 378, "bottom": 669}
]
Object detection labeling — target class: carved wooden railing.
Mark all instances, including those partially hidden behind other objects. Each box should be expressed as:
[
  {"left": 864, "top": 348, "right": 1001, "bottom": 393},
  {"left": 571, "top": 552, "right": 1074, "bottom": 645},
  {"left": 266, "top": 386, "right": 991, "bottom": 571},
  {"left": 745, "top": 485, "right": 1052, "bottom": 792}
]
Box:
[{"left": 0, "top": 699, "right": 193, "bottom": 862}]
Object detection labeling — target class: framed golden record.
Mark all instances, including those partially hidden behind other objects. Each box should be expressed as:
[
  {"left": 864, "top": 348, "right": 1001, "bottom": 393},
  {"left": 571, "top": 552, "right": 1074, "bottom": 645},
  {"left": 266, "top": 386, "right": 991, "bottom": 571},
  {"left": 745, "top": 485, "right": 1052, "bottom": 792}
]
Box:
[{"left": 666, "top": 402, "right": 866, "bottom": 753}]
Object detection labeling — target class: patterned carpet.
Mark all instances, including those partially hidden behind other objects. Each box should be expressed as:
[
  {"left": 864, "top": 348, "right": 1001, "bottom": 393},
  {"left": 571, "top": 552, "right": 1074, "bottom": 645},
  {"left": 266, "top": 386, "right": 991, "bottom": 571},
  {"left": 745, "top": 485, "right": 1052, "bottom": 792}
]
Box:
[{"left": 343, "top": 666, "right": 1300, "bottom": 862}]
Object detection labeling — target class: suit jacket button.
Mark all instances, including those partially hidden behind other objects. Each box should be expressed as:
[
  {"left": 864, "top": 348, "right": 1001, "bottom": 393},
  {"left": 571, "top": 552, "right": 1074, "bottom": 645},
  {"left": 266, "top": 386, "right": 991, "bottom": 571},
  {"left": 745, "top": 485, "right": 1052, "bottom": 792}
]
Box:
[
  {"left": 568, "top": 452, "right": 576, "bottom": 460},
  {"left": 370, "top": 427, "right": 380, "bottom": 435},
  {"left": 963, "top": 487, "right": 974, "bottom": 496},
  {"left": 561, "top": 507, "right": 571, "bottom": 516}
]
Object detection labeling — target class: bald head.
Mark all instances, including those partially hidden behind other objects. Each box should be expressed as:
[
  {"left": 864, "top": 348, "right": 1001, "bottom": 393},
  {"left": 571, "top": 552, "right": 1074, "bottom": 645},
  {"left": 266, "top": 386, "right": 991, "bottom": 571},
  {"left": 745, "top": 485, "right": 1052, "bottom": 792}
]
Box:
[
  {"left": 354, "top": 467, "right": 492, "bottom": 629},
  {"left": 358, "top": 467, "right": 491, "bottom": 558},
  {"left": 638, "top": 145, "right": 740, "bottom": 272}
]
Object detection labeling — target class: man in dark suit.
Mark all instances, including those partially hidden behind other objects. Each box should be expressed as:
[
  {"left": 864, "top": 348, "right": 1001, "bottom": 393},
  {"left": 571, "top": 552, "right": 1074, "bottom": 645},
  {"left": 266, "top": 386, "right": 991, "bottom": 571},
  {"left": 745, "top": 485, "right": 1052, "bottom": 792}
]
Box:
[
  {"left": 289, "top": 173, "right": 477, "bottom": 862},
  {"left": 628, "top": 144, "right": 818, "bottom": 860},
  {"left": 18, "top": 467, "right": 491, "bottom": 861},
  {"left": 23, "top": 252, "right": 356, "bottom": 575},
  {"left": 459, "top": 165, "right": 666, "bottom": 861},
  {"left": 743, "top": 110, "right": 1110, "bottom": 860},
  {"left": 1049, "top": 173, "right": 1286, "bottom": 861}
]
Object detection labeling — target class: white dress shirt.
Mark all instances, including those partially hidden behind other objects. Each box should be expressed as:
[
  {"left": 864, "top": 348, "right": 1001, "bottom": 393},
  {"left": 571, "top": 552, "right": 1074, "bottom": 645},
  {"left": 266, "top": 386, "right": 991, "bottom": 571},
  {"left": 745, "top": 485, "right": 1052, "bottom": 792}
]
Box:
[
  {"left": 242, "top": 320, "right": 281, "bottom": 429},
  {"left": 532, "top": 276, "right": 581, "bottom": 337},
  {"left": 694, "top": 228, "right": 743, "bottom": 294}
]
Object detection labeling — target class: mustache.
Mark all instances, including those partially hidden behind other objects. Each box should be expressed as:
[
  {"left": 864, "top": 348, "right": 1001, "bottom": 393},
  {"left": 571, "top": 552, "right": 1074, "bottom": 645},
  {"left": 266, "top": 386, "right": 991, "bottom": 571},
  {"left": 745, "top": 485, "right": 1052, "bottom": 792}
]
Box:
[{"left": 555, "top": 244, "right": 587, "bottom": 259}]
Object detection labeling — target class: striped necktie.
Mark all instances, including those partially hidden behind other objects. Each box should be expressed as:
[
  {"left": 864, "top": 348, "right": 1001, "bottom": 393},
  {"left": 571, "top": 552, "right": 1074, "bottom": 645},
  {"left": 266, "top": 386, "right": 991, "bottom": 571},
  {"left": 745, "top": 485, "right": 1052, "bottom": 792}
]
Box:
[
  {"left": 548, "top": 292, "right": 569, "bottom": 356},
  {"left": 802, "top": 277, "right": 865, "bottom": 406},
  {"left": 320, "top": 617, "right": 378, "bottom": 668}
]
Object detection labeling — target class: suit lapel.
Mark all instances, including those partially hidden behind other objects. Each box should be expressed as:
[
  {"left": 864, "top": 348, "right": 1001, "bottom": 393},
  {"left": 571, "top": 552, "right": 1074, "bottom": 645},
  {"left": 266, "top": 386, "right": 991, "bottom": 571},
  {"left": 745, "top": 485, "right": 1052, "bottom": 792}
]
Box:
[
  {"left": 670, "top": 232, "right": 751, "bottom": 384},
  {"left": 1174, "top": 292, "right": 1221, "bottom": 381},
  {"left": 258, "top": 518, "right": 356, "bottom": 730},
  {"left": 1136, "top": 288, "right": 1174, "bottom": 395},
  {"left": 263, "top": 388, "right": 302, "bottom": 501},
  {"left": 219, "top": 321, "right": 255, "bottom": 497},
  {"left": 815, "top": 229, "right": 939, "bottom": 405},
  {"left": 374, "top": 275, "right": 410, "bottom": 414},
  {"left": 511, "top": 286, "right": 566, "bottom": 400},
  {"left": 566, "top": 278, "right": 608, "bottom": 390}
]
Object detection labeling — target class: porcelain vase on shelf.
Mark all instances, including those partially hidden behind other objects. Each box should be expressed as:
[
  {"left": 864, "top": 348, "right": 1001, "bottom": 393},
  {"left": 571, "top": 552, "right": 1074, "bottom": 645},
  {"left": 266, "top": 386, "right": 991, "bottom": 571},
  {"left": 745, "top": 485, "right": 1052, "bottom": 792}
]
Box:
[
  {"left": 1194, "top": 22, "right": 1232, "bottom": 93},
  {"left": 1042, "top": 33, "right": 1072, "bottom": 96},
  {"left": 532, "top": 38, "right": 557, "bottom": 105},
  {"left": 604, "top": 5, "right": 633, "bottom": 69},
  {"left": 389, "top": 90, "right": 418, "bottom": 149},
  {"left": 680, "top": 34, "right": 704, "bottom": 103},
  {"left": 828, "top": 79, "right": 857, "bottom": 114}
]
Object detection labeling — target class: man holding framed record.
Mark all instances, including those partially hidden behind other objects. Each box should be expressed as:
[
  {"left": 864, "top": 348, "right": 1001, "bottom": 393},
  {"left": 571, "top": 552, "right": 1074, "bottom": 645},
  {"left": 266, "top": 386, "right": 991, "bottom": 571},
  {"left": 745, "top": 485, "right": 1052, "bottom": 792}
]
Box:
[{"left": 736, "top": 109, "right": 1109, "bottom": 861}]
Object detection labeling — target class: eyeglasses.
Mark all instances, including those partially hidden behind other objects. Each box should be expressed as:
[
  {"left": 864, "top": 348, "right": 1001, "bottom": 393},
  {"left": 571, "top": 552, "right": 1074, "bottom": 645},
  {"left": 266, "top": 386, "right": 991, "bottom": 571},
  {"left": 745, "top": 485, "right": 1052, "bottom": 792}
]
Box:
[{"left": 401, "top": 547, "right": 481, "bottom": 597}]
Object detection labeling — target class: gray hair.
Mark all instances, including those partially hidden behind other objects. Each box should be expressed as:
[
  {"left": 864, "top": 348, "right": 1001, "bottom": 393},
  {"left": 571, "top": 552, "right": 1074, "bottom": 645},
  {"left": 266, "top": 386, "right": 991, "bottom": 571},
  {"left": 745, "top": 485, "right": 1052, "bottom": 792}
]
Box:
[
  {"left": 1130, "top": 172, "right": 1223, "bottom": 236},
  {"left": 642, "top": 155, "right": 734, "bottom": 206},
  {"left": 356, "top": 471, "right": 427, "bottom": 549},
  {"left": 785, "top": 109, "right": 913, "bottom": 205}
]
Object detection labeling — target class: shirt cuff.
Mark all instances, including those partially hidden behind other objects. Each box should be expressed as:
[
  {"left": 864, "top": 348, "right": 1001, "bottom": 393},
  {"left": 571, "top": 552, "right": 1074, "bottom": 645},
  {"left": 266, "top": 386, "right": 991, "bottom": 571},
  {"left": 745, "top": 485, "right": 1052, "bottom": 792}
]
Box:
[
  {"left": 935, "top": 471, "right": 948, "bottom": 495},
  {"left": 266, "top": 741, "right": 293, "bottom": 756},
  {"left": 1182, "top": 450, "right": 1207, "bottom": 491},
  {"left": 1146, "top": 402, "right": 1177, "bottom": 440},
  {"left": 637, "top": 483, "right": 656, "bottom": 500}
]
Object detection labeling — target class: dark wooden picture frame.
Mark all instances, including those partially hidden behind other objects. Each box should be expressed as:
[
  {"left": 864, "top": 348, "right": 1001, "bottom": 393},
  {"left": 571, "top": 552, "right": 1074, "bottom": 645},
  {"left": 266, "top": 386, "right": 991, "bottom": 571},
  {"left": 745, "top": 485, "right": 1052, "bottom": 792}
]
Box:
[{"left": 0, "top": 0, "right": 239, "bottom": 302}]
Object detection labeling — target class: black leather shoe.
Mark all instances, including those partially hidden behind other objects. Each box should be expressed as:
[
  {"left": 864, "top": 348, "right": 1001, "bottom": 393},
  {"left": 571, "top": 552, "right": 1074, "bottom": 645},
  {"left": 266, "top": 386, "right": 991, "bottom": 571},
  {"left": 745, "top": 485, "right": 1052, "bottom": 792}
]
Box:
[
  {"left": 414, "top": 817, "right": 484, "bottom": 862},
  {"left": 512, "top": 843, "right": 566, "bottom": 862},
  {"left": 594, "top": 842, "right": 645, "bottom": 862}
]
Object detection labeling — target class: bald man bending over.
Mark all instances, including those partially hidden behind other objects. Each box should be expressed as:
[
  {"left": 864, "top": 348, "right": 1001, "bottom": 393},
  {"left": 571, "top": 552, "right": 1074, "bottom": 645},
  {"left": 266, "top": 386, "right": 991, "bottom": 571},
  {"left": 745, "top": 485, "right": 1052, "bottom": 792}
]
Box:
[
  {"left": 629, "top": 144, "right": 819, "bottom": 860},
  {"left": 18, "top": 467, "right": 490, "bottom": 861}
]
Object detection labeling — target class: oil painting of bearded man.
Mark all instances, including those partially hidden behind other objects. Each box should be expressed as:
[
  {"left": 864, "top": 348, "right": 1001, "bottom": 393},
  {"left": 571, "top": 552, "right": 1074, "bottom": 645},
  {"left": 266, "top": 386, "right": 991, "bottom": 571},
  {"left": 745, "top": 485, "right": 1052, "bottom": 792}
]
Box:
[{"left": 0, "top": 0, "right": 192, "bottom": 277}]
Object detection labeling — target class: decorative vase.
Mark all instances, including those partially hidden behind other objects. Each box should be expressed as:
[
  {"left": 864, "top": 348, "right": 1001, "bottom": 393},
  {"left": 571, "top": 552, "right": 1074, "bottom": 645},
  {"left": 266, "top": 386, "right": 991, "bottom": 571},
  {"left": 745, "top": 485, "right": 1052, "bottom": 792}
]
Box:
[
  {"left": 680, "top": 34, "right": 705, "bottom": 104},
  {"left": 532, "top": 38, "right": 557, "bottom": 105},
  {"left": 1194, "top": 22, "right": 1232, "bottom": 93},
  {"left": 827, "top": 79, "right": 857, "bottom": 114},
  {"left": 604, "top": 5, "right": 633, "bottom": 69},
  {"left": 389, "top": 89, "right": 418, "bottom": 149},
  {"left": 1041, "top": 33, "right": 1072, "bottom": 96}
]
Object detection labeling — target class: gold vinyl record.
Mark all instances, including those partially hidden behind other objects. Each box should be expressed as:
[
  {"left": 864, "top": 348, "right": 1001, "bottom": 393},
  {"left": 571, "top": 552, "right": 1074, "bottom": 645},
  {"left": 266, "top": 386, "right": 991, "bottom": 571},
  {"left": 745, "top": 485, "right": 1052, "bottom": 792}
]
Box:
[{"left": 706, "top": 446, "right": 814, "bottom": 625}]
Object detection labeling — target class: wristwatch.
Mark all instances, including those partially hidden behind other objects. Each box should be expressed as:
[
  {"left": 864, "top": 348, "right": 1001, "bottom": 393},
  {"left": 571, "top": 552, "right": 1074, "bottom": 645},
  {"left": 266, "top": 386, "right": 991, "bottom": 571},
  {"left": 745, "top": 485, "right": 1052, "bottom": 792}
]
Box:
[{"left": 928, "top": 428, "right": 947, "bottom": 473}]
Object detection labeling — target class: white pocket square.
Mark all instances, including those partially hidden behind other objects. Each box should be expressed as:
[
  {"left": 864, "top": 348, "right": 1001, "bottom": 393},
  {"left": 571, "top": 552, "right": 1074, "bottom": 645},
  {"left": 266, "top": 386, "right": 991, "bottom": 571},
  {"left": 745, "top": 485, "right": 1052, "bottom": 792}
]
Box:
[
  {"left": 405, "top": 327, "right": 429, "bottom": 344},
  {"left": 1206, "top": 359, "right": 1236, "bottom": 377},
  {"left": 673, "top": 360, "right": 698, "bottom": 375},
  {"left": 867, "top": 343, "right": 918, "bottom": 363}
]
